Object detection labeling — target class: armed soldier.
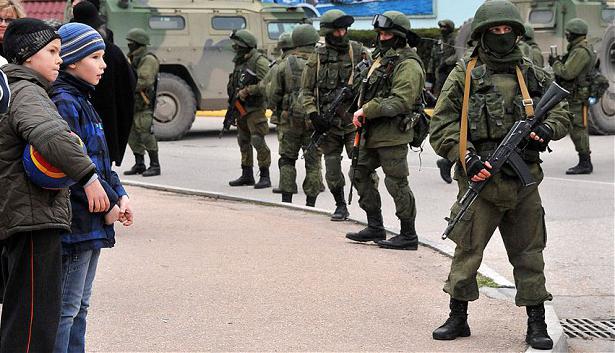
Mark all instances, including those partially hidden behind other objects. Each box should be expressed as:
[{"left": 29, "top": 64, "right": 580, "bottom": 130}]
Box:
[
  {"left": 550, "top": 18, "right": 595, "bottom": 174},
  {"left": 270, "top": 24, "right": 324, "bottom": 206},
  {"left": 227, "top": 29, "right": 272, "bottom": 188},
  {"left": 124, "top": 28, "right": 161, "bottom": 177},
  {"left": 429, "top": 1, "right": 570, "bottom": 349},
  {"left": 301, "top": 9, "right": 367, "bottom": 221},
  {"left": 518, "top": 23, "right": 544, "bottom": 67},
  {"left": 345, "top": 11, "right": 424, "bottom": 250}
]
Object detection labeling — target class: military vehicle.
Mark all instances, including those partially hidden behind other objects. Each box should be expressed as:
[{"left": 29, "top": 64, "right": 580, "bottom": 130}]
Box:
[
  {"left": 103, "top": 0, "right": 313, "bottom": 140},
  {"left": 455, "top": 0, "right": 615, "bottom": 135}
]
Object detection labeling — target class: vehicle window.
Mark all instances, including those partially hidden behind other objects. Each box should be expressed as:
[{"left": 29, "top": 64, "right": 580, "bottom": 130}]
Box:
[
  {"left": 149, "top": 16, "right": 185, "bottom": 30},
  {"left": 529, "top": 9, "right": 554, "bottom": 24},
  {"left": 267, "top": 22, "right": 301, "bottom": 40},
  {"left": 602, "top": 8, "right": 615, "bottom": 23},
  {"left": 212, "top": 16, "right": 247, "bottom": 31}
]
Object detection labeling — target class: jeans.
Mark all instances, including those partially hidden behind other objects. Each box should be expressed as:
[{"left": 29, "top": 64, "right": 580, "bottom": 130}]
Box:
[{"left": 53, "top": 249, "right": 101, "bottom": 353}]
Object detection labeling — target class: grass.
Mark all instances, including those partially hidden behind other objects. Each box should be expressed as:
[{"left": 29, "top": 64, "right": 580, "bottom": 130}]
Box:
[{"left": 477, "top": 274, "right": 499, "bottom": 288}]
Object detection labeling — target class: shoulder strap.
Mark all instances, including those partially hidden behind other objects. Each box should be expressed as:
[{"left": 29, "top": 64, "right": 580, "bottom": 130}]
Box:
[
  {"left": 515, "top": 65, "right": 535, "bottom": 119},
  {"left": 459, "top": 56, "right": 478, "bottom": 173}
]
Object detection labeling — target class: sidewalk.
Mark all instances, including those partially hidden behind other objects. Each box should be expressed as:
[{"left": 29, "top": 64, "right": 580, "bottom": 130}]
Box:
[{"left": 86, "top": 185, "right": 534, "bottom": 352}]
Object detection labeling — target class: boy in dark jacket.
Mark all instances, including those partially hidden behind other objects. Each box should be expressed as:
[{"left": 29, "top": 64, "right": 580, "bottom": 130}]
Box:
[
  {"left": 0, "top": 18, "right": 109, "bottom": 353},
  {"left": 51, "top": 22, "right": 134, "bottom": 353}
]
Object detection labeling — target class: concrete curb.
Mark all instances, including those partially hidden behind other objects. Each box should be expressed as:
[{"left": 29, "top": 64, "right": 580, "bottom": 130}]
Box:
[{"left": 122, "top": 179, "right": 567, "bottom": 352}]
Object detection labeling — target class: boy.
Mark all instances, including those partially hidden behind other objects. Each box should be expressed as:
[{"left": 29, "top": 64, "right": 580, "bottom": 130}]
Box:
[
  {"left": 51, "top": 22, "right": 133, "bottom": 353},
  {"left": 0, "top": 18, "right": 109, "bottom": 353}
]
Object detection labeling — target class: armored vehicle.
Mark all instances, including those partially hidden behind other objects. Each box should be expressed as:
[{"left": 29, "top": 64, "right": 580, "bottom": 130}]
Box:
[
  {"left": 104, "top": 0, "right": 312, "bottom": 140},
  {"left": 455, "top": 0, "right": 615, "bottom": 134}
]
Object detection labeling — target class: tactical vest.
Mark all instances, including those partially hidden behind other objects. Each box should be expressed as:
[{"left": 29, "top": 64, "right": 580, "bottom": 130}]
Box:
[
  {"left": 363, "top": 48, "right": 423, "bottom": 106},
  {"left": 315, "top": 41, "right": 364, "bottom": 112},
  {"left": 283, "top": 51, "right": 310, "bottom": 119},
  {"left": 558, "top": 41, "right": 595, "bottom": 99},
  {"left": 229, "top": 50, "right": 268, "bottom": 108},
  {"left": 132, "top": 52, "right": 159, "bottom": 111}
]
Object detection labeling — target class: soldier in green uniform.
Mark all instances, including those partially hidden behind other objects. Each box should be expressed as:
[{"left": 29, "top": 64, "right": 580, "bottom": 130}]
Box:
[
  {"left": 227, "top": 29, "right": 272, "bottom": 188},
  {"left": 550, "top": 18, "right": 595, "bottom": 174},
  {"left": 124, "top": 28, "right": 161, "bottom": 177},
  {"left": 345, "top": 11, "right": 424, "bottom": 250},
  {"left": 270, "top": 24, "right": 324, "bottom": 206},
  {"left": 429, "top": 1, "right": 570, "bottom": 349},
  {"left": 518, "top": 23, "right": 544, "bottom": 67},
  {"left": 301, "top": 9, "right": 367, "bottom": 221}
]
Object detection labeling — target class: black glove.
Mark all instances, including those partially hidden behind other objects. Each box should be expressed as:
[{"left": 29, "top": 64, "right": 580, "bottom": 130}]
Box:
[
  {"left": 527, "top": 123, "right": 554, "bottom": 152},
  {"left": 309, "top": 112, "right": 329, "bottom": 133},
  {"left": 548, "top": 55, "right": 557, "bottom": 67},
  {"left": 464, "top": 150, "right": 487, "bottom": 179}
]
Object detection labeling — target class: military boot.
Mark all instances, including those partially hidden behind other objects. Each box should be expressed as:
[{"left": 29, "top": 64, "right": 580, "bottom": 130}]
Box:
[
  {"left": 377, "top": 219, "right": 418, "bottom": 250},
  {"left": 282, "top": 193, "right": 293, "bottom": 203},
  {"left": 436, "top": 158, "right": 453, "bottom": 184},
  {"left": 229, "top": 166, "right": 255, "bottom": 186},
  {"left": 346, "top": 212, "right": 386, "bottom": 242},
  {"left": 254, "top": 167, "right": 272, "bottom": 189},
  {"left": 432, "top": 298, "right": 471, "bottom": 340},
  {"left": 526, "top": 304, "right": 553, "bottom": 350},
  {"left": 123, "top": 154, "right": 146, "bottom": 175},
  {"left": 566, "top": 153, "right": 593, "bottom": 174},
  {"left": 306, "top": 196, "right": 317, "bottom": 207},
  {"left": 142, "top": 151, "right": 161, "bottom": 177},
  {"left": 330, "top": 188, "right": 349, "bottom": 221}
]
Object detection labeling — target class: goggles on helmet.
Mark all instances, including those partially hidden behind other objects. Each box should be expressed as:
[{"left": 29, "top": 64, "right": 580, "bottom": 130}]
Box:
[{"left": 372, "top": 14, "right": 409, "bottom": 35}]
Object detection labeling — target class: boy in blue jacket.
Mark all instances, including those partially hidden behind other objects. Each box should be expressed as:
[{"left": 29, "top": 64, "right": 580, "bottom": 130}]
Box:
[{"left": 51, "top": 22, "right": 134, "bottom": 353}]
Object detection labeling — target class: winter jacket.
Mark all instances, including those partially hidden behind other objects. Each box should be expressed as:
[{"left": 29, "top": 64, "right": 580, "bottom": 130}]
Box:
[
  {"left": 52, "top": 71, "right": 127, "bottom": 254},
  {"left": 0, "top": 65, "right": 96, "bottom": 240}
]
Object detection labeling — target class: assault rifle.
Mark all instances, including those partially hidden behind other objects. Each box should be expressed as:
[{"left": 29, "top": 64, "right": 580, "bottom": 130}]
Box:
[
  {"left": 441, "top": 82, "right": 569, "bottom": 240},
  {"left": 347, "top": 78, "right": 369, "bottom": 205},
  {"left": 305, "top": 86, "right": 355, "bottom": 153},
  {"left": 219, "top": 68, "right": 258, "bottom": 137}
]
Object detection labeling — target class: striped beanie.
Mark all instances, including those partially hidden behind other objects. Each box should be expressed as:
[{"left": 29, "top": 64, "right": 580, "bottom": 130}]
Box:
[{"left": 58, "top": 23, "right": 105, "bottom": 67}]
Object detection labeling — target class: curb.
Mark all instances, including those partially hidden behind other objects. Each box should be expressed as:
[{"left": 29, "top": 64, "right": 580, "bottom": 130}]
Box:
[{"left": 122, "top": 179, "right": 567, "bottom": 353}]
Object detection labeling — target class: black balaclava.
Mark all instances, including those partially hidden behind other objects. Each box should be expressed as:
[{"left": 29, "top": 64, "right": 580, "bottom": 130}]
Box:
[
  {"left": 127, "top": 41, "right": 142, "bottom": 53},
  {"left": 325, "top": 31, "right": 349, "bottom": 50},
  {"left": 376, "top": 34, "right": 405, "bottom": 53},
  {"left": 565, "top": 32, "right": 583, "bottom": 44},
  {"left": 481, "top": 31, "right": 517, "bottom": 57}
]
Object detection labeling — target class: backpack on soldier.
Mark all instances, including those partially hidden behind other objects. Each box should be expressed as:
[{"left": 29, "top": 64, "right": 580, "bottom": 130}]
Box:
[
  {"left": 587, "top": 60, "right": 609, "bottom": 101},
  {"left": 409, "top": 90, "right": 431, "bottom": 148},
  {"left": 284, "top": 54, "right": 308, "bottom": 119}
]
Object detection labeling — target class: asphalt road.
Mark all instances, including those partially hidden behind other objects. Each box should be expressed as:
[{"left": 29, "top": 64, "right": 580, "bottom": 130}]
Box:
[{"left": 116, "top": 117, "right": 614, "bottom": 351}]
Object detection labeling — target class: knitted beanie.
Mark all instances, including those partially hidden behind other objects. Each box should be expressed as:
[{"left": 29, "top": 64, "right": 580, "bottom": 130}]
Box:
[
  {"left": 3, "top": 18, "right": 60, "bottom": 64},
  {"left": 58, "top": 22, "right": 105, "bottom": 66},
  {"left": 72, "top": 1, "right": 104, "bottom": 30}
]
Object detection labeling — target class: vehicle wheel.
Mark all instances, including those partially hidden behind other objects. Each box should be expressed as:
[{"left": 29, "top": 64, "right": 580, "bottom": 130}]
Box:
[
  {"left": 588, "top": 24, "right": 615, "bottom": 135},
  {"left": 153, "top": 73, "right": 197, "bottom": 141}
]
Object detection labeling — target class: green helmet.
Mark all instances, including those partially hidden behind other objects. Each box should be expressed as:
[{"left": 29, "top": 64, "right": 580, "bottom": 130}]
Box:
[
  {"left": 470, "top": 0, "right": 525, "bottom": 40},
  {"left": 126, "top": 28, "right": 150, "bottom": 46},
  {"left": 565, "top": 18, "right": 589, "bottom": 35},
  {"left": 319, "top": 9, "right": 354, "bottom": 35},
  {"left": 277, "top": 32, "right": 294, "bottom": 51},
  {"left": 438, "top": 19, "right": 455, "bottom": 31},
  {"left": 230, "top": 29, "right": 258, "bottom": 49},
  {"left": 523, "top": 23, "right": 535, "bottom": 39},
  {"left": 292, "top": 24, "right": 320, "bottom": 47}
]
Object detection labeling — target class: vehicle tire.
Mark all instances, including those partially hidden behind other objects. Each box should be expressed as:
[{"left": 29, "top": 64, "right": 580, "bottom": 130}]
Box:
[
  {"left": 588, "top": 24, "right": 615, "bottom": 135},
  {"left": 153, "top": 73, "right": 197, "bottom": 141}
]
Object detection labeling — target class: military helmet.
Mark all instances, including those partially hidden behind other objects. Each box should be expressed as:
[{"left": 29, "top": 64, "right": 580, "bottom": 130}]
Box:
[
  {"left": 470, "top": 0, "right": 525, "bottom": 40},
  {"left": 277, "top": 32, "right": 294, "bottom": 50},
  {"left": 523, "top": 23, "right": 535, "bottom": 39},
  {"left": 372, "top": 11, "right": 411, "bottom": 39},
  {"left": 565, "top": 18, "right": 589, "bottom": 35},
  {"left": 230, "top": 29, "right": 258, "bottom": 48},
  {"left": 438, "top": 19, "right": 455, "bottom": 31},
  {"left": 126, "top": 28, "right": 149, "bottom": 45},
  {"left": 292, "top": 24, "right": 320, "bottom": 47},
  {"left": 319, "top": 9, "right": 354, "bottom": 35}
]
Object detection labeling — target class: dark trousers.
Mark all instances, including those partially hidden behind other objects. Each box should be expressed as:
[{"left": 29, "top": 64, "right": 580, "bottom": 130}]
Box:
[{"left": 0, "top": 229, "right": 62, "bottom": 353}]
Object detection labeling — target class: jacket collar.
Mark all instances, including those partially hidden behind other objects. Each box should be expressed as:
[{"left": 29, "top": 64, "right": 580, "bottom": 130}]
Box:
[
  {"left": 2, "top": 64, "right": 53, "bottom": 93},
  {"left": 54, "top": 71, "right": 95, "bottom": 96}
]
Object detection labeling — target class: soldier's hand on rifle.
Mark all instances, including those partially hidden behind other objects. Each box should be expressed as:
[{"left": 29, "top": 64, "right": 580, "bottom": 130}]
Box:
[
  {"left": 309, "top": 112, "right": 329, "bottom": 132},
  {"left": 465, "top": 150, "right": 492, "bottom": 182},
  {"left": 238, "top": 88, "right": 249, "bottom": 100},
  {"left": 527, "top": 123, "right": 554, "bottom": 151},
  {"left": 353, "top": 108, "right": 366, "bottom": 127}
]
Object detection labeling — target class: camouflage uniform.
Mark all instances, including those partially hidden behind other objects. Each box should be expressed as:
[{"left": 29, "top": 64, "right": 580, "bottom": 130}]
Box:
[
  {"left": 518, "top": 24, "right": 544, "bottom": 67},
  {"left": 428, "top": 20, "right": 457, "bottom": 96},
  {"left": 301, "top": 9, "right": 366, "bottom": 220},
  {"left": 345, "top": 11, "right": 425, "bottom": 251},
  {"left": 270, "top": 25, "right": 324, "bottom": 206},
  {"left": 430, "top": 1, "right": 571, "bottom": 349},
  {"left": 551, "top": 18, "right": 594, "bottom": 174}
]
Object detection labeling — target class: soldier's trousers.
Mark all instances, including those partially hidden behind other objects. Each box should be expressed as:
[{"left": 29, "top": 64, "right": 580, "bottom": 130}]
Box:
[
  {"left": 128, "top": 110, "right": 158, "bottom": 155},
  {"left": 444, "top": 169, "right": 552, "bottom": 306},
  {"left": 278, "top": 118, "right": 323, "bottom": 197},
  {"left": 237, "top": 109, "right": 271, "bottom": 168},
  {"left": 351, "top": 144, "right": 416, "bottom": 220},
  {"left": 318, "top": 132, "right": 354, "bottom": 191},
  {"left": 568, "top": 101, "right": 591, "bottom": 155}
]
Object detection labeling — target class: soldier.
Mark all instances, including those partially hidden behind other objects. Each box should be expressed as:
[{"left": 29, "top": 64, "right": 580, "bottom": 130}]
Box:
[
  {"left": 430, "top": 19, "right": 459, "bottom": 185},
  {"left": 519, "top": 23, "right": 544, "bottom": 67},
  {"left": 227, "top": 29, "right": 272, "bottom": 188},
  {"left": 345, "top": 11, "right": 424, "bottom": 250},
  {"left": 550, "top": 18, "right": 595, "bottom": 174},
  {"left": 429, "top": 1, "right": 570, "bottom": 349},
  {"left": 124, "top": 28, "right": 161, "bottom": 177},
  {"left": 301, "top": 9, "right": 367, "bottom": 221},
  {"left": 271, "top": 24, "right": 324, "bottom": 206}
]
